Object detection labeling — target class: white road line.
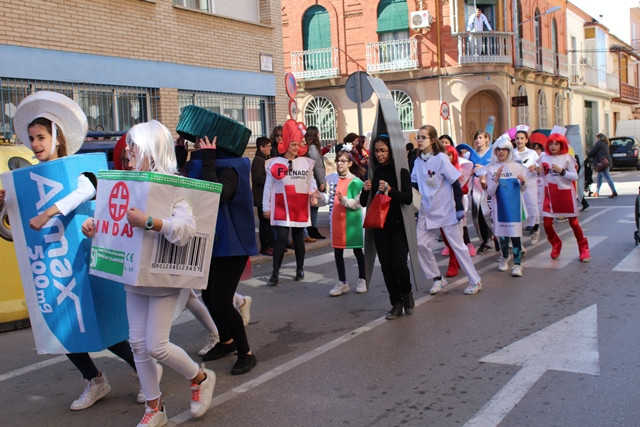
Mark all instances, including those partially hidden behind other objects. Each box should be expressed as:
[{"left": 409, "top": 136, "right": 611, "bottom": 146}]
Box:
[{"left": 613, "top": 244, "right": 640, "bottom": 272}]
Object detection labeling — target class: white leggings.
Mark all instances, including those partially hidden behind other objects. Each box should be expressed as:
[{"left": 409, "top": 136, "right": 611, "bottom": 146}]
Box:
[
  {"left": 417, "top": 221, "right": 481, "bottom": 286},
  {"left": 127, "top": 290, "right": 199, "bottom": 401}
]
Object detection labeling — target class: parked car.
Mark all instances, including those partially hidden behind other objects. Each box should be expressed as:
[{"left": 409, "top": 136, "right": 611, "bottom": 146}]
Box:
[{"left": 609, "top": 136, "right": 640, "bottom": 170}]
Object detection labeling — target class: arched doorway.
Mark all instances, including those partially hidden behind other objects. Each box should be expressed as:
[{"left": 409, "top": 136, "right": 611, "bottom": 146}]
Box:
[{"left": 464, "top": 90, "right": 502, "bottom": 144}]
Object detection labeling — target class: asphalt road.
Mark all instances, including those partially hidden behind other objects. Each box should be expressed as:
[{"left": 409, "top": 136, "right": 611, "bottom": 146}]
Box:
[{"left": 1, "top": 169, "right": 639, "bottom": 427}]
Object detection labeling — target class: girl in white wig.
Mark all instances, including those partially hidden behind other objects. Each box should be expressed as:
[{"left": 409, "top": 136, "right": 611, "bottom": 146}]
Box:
[
  {"left": 479, "top": 134, "right": 528, "bottom": 277},
  {"left": 83, "top": 119, "right": 216, "bottom": 426}
]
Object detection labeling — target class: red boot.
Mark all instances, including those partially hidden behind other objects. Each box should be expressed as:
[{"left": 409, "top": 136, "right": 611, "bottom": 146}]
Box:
[
  {"left": 578, "top": 238, "right": 591, "bottom": 262},
  {"left": 446, "top": 250, "right": 459, "bottom": 277},
  {"left": 544, "top": 218, "right": 562, "bottom": 259}
]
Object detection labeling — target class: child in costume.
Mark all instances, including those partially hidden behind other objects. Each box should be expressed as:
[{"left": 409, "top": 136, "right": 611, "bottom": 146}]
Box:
[
  {"left": 512, "top": 126, "right": 541, "bottom": 245},
  {"left": 1, "top": 91, "right": 141, "bottom": 411},
  {"left": 325, "top": 147, "right": 367, "bottom": 297},
  {"left": 539, "top": 133, "right": 591, "bottom": 262},
  {"left": 263, "top": 119, "right": 318, "bottom": 286},
  {"left": 360, "top": 134, "right": 414, "bottom": 318},
  {"left": 412, "top": 125, "right": 483, "bottom": 296},
  {"left": 480, "top": 135, "right": 527, "bottom": 277},
  {"left": 83, "top": 120, "right": 216, "bottom": 426}
]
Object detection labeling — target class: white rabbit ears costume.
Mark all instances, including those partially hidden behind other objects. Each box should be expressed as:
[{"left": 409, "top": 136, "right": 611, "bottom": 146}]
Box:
[{"left": 13, "top": 91, "right": 88, "bottom": 156}]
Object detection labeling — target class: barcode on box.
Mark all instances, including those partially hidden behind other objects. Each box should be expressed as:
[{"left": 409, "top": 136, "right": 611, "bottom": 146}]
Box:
[{"left": 149, "top": 232, "right": 208, "bottom": 277}]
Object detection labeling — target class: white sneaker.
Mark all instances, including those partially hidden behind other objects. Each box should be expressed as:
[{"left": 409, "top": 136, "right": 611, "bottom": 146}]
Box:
[
  {"left": 198, "top": 331, "right": 220, "bottom": 356},
  {"left": 530, "top": 229, "right": 540, "bottom": 245},
  {"left": 238, "top": 296, "right": 252, "bottom": 326},
  {"left": 329, "top": 282, "right": 350, "bottom": 296},
  {"left": 429, "top": 278, "right": 447, "bottom": 295},
  {"left": 137, "top": 404, "right": 168, "bottom": 427},
  {"left": 70, "top": 374, "right": 111, "bottom": 410},
  {"left": 356, "top": 278, "right": 368, "bottom": 294},
  {"left": 511, "top": 265, "right": 523, "bottom": 277},
  {"left": 464, "top": 282, "right": 482, "bottom": 295},
  {"left": 137, "top": 364, "right": 163, "bottom": 404},
  {"left": 498, "top": 256, "right": 510, "bottom": 272},
  {"left": 191, "top": 367, "right": 216, "bottom": 418}
]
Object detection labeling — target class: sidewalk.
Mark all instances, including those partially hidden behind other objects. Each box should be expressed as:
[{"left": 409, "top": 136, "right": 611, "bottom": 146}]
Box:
[{"left": 250, "top": 205, "right": 332, "bottom": 266}]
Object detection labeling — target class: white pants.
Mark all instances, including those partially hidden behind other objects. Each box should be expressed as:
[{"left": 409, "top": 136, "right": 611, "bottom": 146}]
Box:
[
  {"left": 417, "top": 221, "right": 481, "bottom": 286},
  {"left": 127, "top": 290, "right": 199, "bottom": 401}
]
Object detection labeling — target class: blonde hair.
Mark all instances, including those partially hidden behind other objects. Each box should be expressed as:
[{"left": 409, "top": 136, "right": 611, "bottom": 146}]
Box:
[{"left": 126, "top": 120, "right": 178, "bottom": 174}]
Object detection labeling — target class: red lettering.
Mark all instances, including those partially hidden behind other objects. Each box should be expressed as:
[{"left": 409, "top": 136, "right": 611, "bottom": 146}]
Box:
[
  {"left": 112, "top": 222, "right": 120, "bottom": 236},
  {"left": 100, "top": 219, "right": 109, "bottom": 234},
  {"left": 121, "top": 223, "right": 134, "bottom": 238}
]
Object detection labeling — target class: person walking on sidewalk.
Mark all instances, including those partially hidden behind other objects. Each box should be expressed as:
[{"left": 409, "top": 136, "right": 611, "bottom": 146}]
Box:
[{"left": 587, "top": 133, "right": 618, "bottom": 198}]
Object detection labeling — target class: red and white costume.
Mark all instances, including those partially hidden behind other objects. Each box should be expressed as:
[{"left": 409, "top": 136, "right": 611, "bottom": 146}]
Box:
[{"left": 263, "top": 156, "right": 317, "bottom": 228}]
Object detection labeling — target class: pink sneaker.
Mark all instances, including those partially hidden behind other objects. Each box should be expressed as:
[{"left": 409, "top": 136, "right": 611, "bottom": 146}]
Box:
[
  {"left": 467, "top": 243, "right": 477, "bottom": 257},
  {"left": 441, "top": 246, "right": 450, "bottom": 256}
]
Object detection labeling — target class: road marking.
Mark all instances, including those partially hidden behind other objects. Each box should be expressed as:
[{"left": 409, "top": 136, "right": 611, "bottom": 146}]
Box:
[
  {"left": 524, "top": 236, "right": 606, "bottom": 268},
  {"left": 465, "top": 304, "right": 600, "bottom": 427},
  {"left": 613, "top": 244, "right": 640, "bottom": 272}
]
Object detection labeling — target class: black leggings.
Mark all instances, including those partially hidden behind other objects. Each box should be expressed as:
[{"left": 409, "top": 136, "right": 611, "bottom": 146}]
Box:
[
  {"left": 272, "top": 226, "right": 305, "bottom": 275},
  {"left": 334, "top": 248, "right": 365, "bottom": 283},
  {"left": 202, "top": 255, "right": 251, "bottom": 356},
  {"left": 373, "top": 228, "right": 411, "bottom": 306},
  {"left": 66, "top": 340, "right": 136, "bottom": 380},
  {"left": 478, "top": 207, "right": 492, "bottom": 244}
]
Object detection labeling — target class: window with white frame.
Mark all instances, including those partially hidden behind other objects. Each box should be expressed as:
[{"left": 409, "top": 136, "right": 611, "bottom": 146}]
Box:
[
  {"left": 391, "top": 89, "right": 414, "bottom": 130},
  {"left": 537, "top": 89, "right": 548, "bottom": 129},
  {"left": 517, "top": 85, "right": 529, "bottom": 126},
  {"left": 173, "top": 0, "right": 259, "bottom": 23},
  {"left": 554, "top": 92, "right": 564, "bottom": 126},
  {"left": 304, "top": 96, "right": 337, "bottom": 144}
]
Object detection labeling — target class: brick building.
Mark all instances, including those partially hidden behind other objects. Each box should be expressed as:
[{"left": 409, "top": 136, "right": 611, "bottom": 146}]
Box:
[
  {"left": 282, "top": 0, "right": 639, "bottom": 147},
  {"left": 1, "top": 0, "right": 287, "bottom": 147}
]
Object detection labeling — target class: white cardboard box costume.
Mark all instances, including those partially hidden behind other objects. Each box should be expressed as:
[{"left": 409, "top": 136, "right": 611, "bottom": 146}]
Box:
[
  {"left": 89, "top": 170, "right": 221, "bottom": 290},
  {"left": 1, "top": 154, "right": 128, "bottom": 354}
]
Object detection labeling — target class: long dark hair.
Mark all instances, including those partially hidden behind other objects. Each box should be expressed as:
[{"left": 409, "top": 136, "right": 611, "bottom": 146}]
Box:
[
  {"left": 305, "top": 126, "right": 321, "bottom": 149},
  {"left": 28, "top": 117, "right": 67, "bottom": 158}
]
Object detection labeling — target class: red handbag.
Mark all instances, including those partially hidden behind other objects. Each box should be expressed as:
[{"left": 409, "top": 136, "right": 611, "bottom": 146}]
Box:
[{"left": 363, "top": 191, "right": 391, "bottom": 229}]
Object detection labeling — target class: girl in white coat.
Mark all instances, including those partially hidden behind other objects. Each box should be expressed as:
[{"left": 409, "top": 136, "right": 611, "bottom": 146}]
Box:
[{"left": 412, "top": 125, "right": 483, "bottom": 296}]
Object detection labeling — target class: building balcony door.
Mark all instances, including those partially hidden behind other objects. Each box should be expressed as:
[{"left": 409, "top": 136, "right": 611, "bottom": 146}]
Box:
[{"left": 464, "top": 91, "right": 501, "bottom": 144}]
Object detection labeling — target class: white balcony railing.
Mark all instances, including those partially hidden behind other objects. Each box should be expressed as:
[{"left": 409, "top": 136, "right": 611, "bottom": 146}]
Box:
[
  {"left": 455, "top": 32, "right": 513, "bottom": 64},
  {"left": 536, "top": 46, "right": 554, "bottom": 74},
  {"left": 366, "top": 38, "right": 418, "bottom": 73},
  {"left": 514, "top": 38, "right": 536, "bottom": 69},
  {"left": 290, "top": 47, "right": 340, "bottom": 80},
  {"left": 570, "top": 64, "right": 620, "bottom": 94},
  {"left": 556, "top": 53, "right": 569, "bottom": 78}
]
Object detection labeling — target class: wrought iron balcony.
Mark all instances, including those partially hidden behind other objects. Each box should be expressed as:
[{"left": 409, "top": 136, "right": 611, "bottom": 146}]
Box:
[
  {"left": 290, "top": 47, "right": 340, "bottom": 80},
  {"left": 455, "top": 32, "right": 513, "bottom": 64},
  {"left": 366, "top": 38, "right": 418, "bottom": 73}
]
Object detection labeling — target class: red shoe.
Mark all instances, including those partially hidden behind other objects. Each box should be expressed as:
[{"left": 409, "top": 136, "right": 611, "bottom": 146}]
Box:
[
  {"left": 550, "top": 240, "right": 562, "bottom": 259},
  {"left": 446, "top": 251, "right": 459, "bottom": 277},
  {"left": 578, "top": 238, "right": 591, "bottom": 262}
]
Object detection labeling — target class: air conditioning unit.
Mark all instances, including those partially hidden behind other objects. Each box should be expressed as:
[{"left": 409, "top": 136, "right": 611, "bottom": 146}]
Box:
[{"left": 410, "top": 10, "right": 432, "bottom": 30}]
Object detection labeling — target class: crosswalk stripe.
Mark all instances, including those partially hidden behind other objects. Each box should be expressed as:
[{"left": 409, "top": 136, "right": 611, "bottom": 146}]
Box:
[{"left": 613, "top": 244, "right": 640, "bottom": 272}]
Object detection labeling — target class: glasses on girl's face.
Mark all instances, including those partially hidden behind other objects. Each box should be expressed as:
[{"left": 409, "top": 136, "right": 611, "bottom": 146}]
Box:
[
  {"left": 336, "top": 159, "right": 349, "bottom": 163},
  {"left": 374, "top": 148, "right": 389, "bottom": 153}
]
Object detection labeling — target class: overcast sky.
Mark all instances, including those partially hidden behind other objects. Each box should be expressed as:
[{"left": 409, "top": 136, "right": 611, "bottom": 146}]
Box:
[{"left": 574, "top": 0, "right": 639, "bottom": 44}]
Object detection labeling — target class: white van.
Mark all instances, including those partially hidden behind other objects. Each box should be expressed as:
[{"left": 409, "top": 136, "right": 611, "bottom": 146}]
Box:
[{"left": 615, "top": 120, "right": 640, "bottom": 139}]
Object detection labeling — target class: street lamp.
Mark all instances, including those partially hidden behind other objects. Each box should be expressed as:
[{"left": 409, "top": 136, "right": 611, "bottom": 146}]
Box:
[{"left": 520, "top": 6, "right": 562, "bottom": 26}]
